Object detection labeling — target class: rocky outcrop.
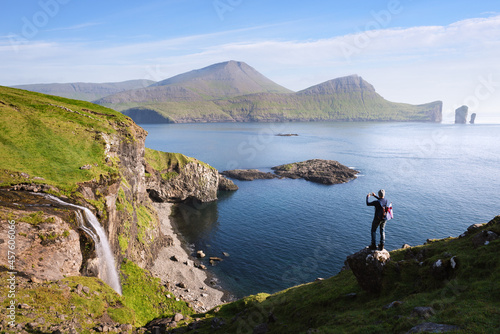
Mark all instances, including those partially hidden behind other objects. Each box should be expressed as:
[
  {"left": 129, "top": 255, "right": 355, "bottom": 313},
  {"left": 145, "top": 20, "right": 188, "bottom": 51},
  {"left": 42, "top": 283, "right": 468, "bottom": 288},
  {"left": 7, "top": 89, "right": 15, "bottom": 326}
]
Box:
[
  {"left": 272, "top": 159, "right": 359, "bottom": 185},
  {"left": 145, "top": 158, "right": 220, "bottom": 203},
  {"left": 0, "top": 193, "right": 82, "bottom": 281},
  {"left": 345, "top": 247, "right": 391, "bottom": 293},
  {"left": 220, "top": 169, "right": 278, "bottom": 181},
  {"left": 218, "top": 175, "right": 239, "bottom": 191},
  {"left": 470, "top": 113, "right": 477, "bottom": 124},
  {"left": 455, "top": 105, "right": 468, "bottom": 124}
]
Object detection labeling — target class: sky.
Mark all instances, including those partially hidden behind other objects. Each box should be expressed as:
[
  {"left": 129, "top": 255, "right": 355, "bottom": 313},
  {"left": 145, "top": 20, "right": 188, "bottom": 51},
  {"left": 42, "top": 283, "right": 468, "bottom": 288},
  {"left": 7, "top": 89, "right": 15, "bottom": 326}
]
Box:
[{"left": 1, "top": 0, "right": 500, "bottom": 123}]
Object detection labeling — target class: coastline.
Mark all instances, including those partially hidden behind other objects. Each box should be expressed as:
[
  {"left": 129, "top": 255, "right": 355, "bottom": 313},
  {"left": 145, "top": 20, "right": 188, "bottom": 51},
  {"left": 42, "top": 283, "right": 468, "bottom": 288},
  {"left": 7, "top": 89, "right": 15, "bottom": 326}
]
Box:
[{"left": 150, "top": 202, "right": 231, "bottom": 313}]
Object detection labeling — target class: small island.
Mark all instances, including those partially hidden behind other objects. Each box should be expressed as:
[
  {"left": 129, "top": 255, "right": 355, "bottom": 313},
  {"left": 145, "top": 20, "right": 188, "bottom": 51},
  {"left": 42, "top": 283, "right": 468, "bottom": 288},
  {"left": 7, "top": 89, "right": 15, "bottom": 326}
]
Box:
[
  {"left": 276, "top": 133, "right": 299, "bottom": 137},
  {"left": 222, "top": 159, "right": 359, "bottom": 185},
  {"left": 272, "top": 159, "right": 359, "bottom": 184}
]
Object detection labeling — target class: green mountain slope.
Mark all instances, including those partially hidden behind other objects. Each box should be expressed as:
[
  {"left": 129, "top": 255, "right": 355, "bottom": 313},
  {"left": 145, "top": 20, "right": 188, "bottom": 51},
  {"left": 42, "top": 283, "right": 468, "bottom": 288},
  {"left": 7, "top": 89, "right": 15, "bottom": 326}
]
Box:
[
  {"left": 12, "top": 79, "right": 156, "bottom": 102},
  {"left": 94, "top": 61, "right": 293, "bottom": 109},
  {"left": 92, "top": 65, "right": 442, "bottom": 123},
  {"left": 174, "top": 216, "right": 500, "bottom": 333},
  {"left": 0, "top": 85, "right": 134, "bottom": 192}
]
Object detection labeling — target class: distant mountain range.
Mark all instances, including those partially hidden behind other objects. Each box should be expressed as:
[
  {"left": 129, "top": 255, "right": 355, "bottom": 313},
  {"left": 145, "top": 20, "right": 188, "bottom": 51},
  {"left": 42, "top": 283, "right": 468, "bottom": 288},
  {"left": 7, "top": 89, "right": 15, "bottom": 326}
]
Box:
[
  {"left": 12, "top": 79, "right": 155, "bottom": 102},
  {"left": 13, "top": 61, "right": 442, "bottom": 123}
]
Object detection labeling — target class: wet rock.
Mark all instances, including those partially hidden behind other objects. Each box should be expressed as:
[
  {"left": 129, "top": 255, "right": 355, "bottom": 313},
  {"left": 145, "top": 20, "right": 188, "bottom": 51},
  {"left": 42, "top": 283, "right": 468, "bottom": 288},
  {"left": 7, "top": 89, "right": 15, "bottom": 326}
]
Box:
[
  {"left": 197, "top": 250, "right": 206, "bottom": 258},
  {"left": 222, "top": 252, "right": 230, "bottom": 257},
  {"left": 345, "top": 247, "right": 390, "bottom": 293}
]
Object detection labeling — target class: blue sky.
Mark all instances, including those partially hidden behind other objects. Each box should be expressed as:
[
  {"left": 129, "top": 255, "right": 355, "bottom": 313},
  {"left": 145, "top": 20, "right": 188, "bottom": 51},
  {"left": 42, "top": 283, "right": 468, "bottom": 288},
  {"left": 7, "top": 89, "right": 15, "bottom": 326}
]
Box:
[{"left": 1, "top": 0, "right": 500, "bottom": 122}]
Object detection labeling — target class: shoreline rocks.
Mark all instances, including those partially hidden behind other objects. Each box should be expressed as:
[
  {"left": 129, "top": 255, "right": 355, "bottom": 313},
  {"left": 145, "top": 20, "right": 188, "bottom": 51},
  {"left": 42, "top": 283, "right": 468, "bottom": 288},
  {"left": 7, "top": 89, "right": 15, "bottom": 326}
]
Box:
[
  {"left": 222, "top": 159, "right": 359, "bottom": 185},
  {"left": 272, "top": 159, "right": 359, "bottom": 185},
  {"left": 220, "top": 169, "right": 278, "bottom": 181}
]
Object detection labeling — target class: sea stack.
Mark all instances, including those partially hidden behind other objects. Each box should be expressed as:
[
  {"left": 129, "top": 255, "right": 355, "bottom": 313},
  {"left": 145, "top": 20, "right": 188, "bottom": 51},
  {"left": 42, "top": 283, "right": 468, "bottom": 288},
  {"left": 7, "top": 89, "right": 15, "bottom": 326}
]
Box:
[
  {"left": 470, "top": 113, "right": 477, "bottom": 124},
  {"left": 455, "top": 105, "right": 468, "bottom": 124}
]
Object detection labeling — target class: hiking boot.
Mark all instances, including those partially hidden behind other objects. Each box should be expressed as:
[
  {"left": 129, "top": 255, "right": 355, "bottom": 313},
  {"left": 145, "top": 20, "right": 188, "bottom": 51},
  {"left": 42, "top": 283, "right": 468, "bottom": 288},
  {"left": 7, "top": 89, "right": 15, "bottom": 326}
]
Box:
[
  {"left": 378, "top": 244, "right": 385, "bottom": 251},
  {"left": 369, "top": 244, "right": 377, "bottom": 250}
]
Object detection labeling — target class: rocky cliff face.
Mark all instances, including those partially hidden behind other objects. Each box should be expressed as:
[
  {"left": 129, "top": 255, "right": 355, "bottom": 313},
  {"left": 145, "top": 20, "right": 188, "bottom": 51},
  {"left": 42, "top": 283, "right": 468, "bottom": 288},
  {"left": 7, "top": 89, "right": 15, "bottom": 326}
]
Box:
[{"left": 145, "top": 159, "right": 220, "bottom": 203}]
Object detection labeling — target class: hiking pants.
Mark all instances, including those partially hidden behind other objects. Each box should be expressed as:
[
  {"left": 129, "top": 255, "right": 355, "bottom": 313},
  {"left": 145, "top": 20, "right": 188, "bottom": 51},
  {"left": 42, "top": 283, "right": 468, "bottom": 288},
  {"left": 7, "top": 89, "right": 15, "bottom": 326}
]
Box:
[{"left": 371, "top": 218, "right": 387, "bottom": 246}]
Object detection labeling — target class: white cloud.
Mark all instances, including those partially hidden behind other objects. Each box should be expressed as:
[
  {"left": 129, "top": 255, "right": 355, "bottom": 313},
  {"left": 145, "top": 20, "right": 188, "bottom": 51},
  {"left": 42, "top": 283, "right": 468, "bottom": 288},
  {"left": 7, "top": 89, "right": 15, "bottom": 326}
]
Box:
[{"left": 1, "top": 15, "right": 499, "bottom": 122}]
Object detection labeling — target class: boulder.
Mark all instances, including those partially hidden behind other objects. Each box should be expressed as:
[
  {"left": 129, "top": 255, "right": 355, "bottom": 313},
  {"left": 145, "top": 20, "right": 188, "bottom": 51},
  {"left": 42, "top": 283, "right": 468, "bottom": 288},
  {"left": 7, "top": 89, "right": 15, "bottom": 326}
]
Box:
[
  {"left": 411, "top": 306, "right": 435, "bottom": 319},
  {"left": 471, "top": 230, "right": 499, "bottom": 247},
  {"left": 431, "top": 256, "right": 459, "bottom": 280},
  {"left": 454, "top": 105, "right": 468, "bottom": 124},
  {"left": 345, "top": 247, "right": 391, "bottom": 293},
  {"left": 407, "top": 322, "right": 460, "bottom": 333}
]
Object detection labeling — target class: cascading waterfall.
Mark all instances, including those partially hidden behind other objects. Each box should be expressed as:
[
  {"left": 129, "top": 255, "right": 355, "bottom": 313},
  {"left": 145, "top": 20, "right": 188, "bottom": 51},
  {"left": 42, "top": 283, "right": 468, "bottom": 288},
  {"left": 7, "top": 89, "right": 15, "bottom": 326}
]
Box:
[{"left": 40, "top": 194, "right": 122, "bottom": 295}]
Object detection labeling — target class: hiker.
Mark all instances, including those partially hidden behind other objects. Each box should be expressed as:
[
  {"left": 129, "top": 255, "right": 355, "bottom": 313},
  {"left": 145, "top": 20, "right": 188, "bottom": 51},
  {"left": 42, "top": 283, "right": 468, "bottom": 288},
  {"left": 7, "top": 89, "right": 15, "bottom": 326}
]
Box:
[{"left": 366, "top": 189, "right": 388, "bottom": 250}]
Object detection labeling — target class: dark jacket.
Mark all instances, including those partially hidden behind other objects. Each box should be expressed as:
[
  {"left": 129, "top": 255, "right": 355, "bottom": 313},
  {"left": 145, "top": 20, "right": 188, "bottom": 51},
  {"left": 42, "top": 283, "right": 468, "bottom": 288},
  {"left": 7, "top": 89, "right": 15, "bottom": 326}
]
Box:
[{"left": 367, "top": 197, "right": 388, "bottom": 220}]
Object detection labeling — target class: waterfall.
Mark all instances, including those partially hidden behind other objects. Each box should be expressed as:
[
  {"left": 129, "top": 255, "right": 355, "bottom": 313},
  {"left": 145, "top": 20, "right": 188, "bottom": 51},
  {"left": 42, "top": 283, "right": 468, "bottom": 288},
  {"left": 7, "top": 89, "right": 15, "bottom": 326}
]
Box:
[{"left": 40, "top": 194, "right": 122, "bottom": 295}]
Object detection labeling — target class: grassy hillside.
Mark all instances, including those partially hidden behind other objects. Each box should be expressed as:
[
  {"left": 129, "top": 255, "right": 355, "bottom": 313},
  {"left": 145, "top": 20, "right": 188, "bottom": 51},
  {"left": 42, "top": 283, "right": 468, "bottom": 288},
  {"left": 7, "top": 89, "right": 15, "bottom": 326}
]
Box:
[
  {"left": 173, "top": 216, "right": 500, "bottom": 333},
  {"left": 0, "top": 85, "right": 135, "bottom": 193},
  {"left": 0, "top": 259, "right": 193, "bottom": 331},
  {"left": 111, "top": 75, "right": 442, "bottom": 123},
  {"left": 12, "top": 79, "right": 156, "bottom": 102}
]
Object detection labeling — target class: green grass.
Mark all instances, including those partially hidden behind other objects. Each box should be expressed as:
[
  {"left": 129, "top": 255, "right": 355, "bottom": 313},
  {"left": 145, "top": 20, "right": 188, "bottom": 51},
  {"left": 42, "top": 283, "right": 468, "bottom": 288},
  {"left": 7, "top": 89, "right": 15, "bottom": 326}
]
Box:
[
  {"left": 0, "top": 86, "right": 134, "bottom": 193},
  {"left": 120, "top": 259, "right": 193, "bottom": 326},
  {"left": 144, "top": 148, "right": 193, "bottom": 172},
  {"left": 136, "top": 204, "right": 155, "bottom": 244},
  {"left": 176, "top": 216, "right": 500, "bottom": 333},
  {"left": 0, "top": 273, "right": 134, "bottom": 332}
]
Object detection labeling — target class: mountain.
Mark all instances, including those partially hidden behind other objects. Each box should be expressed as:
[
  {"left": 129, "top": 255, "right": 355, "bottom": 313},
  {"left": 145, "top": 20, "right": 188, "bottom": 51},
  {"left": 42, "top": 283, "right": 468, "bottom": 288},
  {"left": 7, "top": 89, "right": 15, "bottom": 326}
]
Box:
[
  {"left": 94, "top": 61, "right": 292, "bottom": 109},
  {"left": 113, "top": 73, "right": 442, "bottom": 123},
  {"left": 12, "top": 79, "right": 156, "bottom": 101},
  {"left": 91, "top": 62, "right": 442, "bottom": 123}
]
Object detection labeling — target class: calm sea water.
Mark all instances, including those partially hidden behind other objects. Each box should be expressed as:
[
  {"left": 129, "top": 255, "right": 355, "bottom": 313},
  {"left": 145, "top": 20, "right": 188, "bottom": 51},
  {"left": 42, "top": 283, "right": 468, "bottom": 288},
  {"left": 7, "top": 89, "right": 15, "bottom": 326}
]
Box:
[{"left": 143, "top": 122, "right": 500, "bottom": 298}]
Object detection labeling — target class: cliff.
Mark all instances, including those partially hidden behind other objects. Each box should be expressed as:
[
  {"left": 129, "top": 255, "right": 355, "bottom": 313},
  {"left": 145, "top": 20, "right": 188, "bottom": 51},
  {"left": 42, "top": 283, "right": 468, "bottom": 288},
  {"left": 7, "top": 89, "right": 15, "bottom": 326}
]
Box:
[{"left": 0, "top": 86, "right": 230, "bottom": 330}]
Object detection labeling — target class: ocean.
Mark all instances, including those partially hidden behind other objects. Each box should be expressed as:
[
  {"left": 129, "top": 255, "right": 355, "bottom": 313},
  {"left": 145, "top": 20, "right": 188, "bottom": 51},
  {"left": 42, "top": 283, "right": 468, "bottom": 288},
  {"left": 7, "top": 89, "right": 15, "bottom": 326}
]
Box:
[{"left": 143, "top": 121, "right": 500, "bottom": 298}]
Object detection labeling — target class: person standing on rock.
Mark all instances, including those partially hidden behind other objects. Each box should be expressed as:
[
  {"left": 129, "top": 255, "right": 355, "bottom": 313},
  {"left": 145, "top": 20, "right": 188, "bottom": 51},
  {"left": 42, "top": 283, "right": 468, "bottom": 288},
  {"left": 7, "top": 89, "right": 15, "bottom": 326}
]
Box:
[{"left": 366, "top": 189, "right": 388, "bottom": 250}]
